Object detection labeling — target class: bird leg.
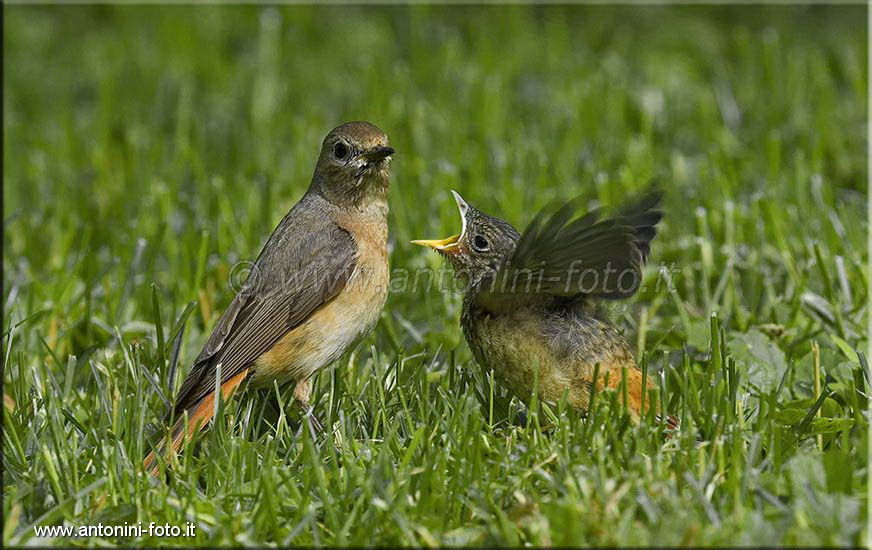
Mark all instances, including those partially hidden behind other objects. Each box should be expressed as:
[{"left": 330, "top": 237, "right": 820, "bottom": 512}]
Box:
[{"left": 292, "top": 378, "right": 324, "bottom": 436}]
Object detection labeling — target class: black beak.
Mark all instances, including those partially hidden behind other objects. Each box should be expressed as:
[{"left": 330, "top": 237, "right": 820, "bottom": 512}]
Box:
[{"left": 363, "top": 146, "right": 395, "bottom": 163}]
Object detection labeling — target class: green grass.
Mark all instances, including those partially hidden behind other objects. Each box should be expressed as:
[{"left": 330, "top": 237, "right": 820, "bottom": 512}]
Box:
[{"left": 3, "top": 4, "right": 869, "bottom": 547}]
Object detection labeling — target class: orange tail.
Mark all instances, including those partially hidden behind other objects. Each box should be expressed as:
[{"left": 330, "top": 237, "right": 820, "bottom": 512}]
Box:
[
  {"left": 602, "top": 367, "right": 677, "bottom": 430},
  {"left": 144, "top": 369, "right": 249, "bottom": 476},
  {"left": 602, "top": 366, "right": 648, "bottom": 419}
]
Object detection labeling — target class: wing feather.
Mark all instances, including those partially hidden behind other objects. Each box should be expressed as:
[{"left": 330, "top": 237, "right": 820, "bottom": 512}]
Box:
[
  {"left": 170, "top": 211, "right": 357, "bottom": 419},
  {"left": 476, "top": 188, "right": 662, "bottom": 313}
]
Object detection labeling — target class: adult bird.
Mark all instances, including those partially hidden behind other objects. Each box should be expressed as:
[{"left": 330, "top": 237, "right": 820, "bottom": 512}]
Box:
[{"left": 145, "top": 121, "right": 394, "bottom": 475}]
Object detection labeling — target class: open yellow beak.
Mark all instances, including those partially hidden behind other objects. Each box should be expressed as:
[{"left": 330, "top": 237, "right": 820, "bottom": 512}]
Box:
[
  {"left": 411, "top": 235, "right": 460, "bottom": 250},
  {"left": 411, "top": 190, "right": 470, "bottom": 251}
]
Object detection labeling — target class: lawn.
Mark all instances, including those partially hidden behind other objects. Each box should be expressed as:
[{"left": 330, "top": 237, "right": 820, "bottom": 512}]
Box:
[{"left": 3, "top": 4, "right": 869, "bottom": 547}]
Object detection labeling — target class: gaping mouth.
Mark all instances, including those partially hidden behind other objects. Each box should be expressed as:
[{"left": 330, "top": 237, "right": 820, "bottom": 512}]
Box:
[
  {"left": 411, "top": 233, "right": 460, "bottom": 250},
  {"left": 411, "top": 190, "right": 469, "bottom": 251}
]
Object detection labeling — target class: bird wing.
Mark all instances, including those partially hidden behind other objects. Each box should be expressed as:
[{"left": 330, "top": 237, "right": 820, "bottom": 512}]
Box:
[
  {"left": 475, "top": 189, "right": 662, "bottom": 313},
  {"left": 170, "top": 212, "right": 357, "bottom": 419}
]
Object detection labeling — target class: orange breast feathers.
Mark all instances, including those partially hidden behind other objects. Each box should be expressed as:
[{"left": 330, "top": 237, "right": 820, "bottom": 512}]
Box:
[{"left": 253, "top": 241, "right": 389, "bottom": 384}]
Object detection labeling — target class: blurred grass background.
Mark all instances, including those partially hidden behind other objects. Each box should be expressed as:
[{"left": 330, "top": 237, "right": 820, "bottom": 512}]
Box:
[{"left": 3, "top": 4, "right": 869, "bottom": 546}]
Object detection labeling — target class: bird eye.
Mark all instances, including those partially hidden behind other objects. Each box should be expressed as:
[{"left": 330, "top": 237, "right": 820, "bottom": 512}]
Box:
[
  {"left": 333, "top": 142, "right": 349, "bottom": 160},
  {"left": 472, "top": 235, "right": 489, "bottom": 251}
]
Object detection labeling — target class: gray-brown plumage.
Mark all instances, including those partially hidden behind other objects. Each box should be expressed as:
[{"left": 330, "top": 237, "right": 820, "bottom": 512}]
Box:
[
  {"left": 145, "top": 121, "right": 394, "bottom": 475},
  {"left": 413, "top": 189, "right": 668, "bottom": 422}
]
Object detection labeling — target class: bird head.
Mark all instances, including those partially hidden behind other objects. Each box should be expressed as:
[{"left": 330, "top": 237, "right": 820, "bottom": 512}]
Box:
[
  {"left": 313, "top": 121, "right": 394, "bottom": 207},
  {"left": 412, "top": 191, "right": 520, "bottom": 288}
]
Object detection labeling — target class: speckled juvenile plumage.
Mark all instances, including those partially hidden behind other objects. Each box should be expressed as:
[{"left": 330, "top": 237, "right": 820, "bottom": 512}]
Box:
[
  {"left": 462, "top": 296, "right": 641, "bottom": 415},
  {"left": 414, "top": 190, "right": 665, "bottom": 422}
]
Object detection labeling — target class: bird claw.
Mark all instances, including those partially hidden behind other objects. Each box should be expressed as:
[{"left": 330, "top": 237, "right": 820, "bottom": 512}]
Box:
[
  {"left": 295, "top": 409, "right": 344, "bottom": 463},
  {"left": 305, "top": 408, "right": 324, "bottom": 437}
]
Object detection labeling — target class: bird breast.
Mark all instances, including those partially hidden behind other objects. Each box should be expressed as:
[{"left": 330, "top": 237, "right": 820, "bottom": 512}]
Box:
[
  {"left": 461, "top": 301, "right": 637, "bottom": 412},
  {"left": 252, "top": 226, "right": 389, "bottom": 385}
]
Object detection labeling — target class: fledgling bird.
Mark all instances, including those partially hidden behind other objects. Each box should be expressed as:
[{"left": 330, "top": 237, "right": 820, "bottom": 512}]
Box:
[
  {"left": 413, "top": 189, "right": 669, "bottom": 424},
  {"left": 145, "top": 121, "right": 394, "bottom": 475}
]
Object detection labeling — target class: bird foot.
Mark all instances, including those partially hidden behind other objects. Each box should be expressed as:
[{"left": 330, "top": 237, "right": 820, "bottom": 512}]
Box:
[{"left": 304, "top": 408, "right": 325, "bottom": 438}]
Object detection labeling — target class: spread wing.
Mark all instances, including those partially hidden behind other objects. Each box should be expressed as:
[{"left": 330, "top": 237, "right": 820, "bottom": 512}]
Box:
[
  {"left": 476, "top": 189, "right": 662, "bottom": 313},
  {"left": 170, "top": 212, "right": 357, "bottom": 419}
]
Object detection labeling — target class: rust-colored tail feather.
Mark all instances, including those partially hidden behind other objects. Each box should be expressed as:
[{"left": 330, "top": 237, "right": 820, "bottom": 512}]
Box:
[
  {"left": 144, "top": 369, "right": 249, "bottom": 477},
  {"left": 600, "top": 366, "right": 678, "bottom": 432}
]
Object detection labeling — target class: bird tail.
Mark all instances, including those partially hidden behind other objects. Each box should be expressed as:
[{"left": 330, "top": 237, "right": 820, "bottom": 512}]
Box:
[
  {"left": 603, "top": 366, "right": 677, "bottom": 433},
  {"left": 144, "top": 369, "right": 249, "bottom": 477}
]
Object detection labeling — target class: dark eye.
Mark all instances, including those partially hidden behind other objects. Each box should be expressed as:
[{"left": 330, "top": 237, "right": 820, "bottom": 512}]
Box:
[
  {"left": 472, "top": 235, "right": 489, "bottom": 251},
  {"left": 333, "top": 142, "right": 349, "bottom": 160}
]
